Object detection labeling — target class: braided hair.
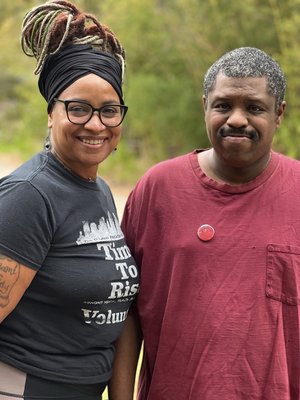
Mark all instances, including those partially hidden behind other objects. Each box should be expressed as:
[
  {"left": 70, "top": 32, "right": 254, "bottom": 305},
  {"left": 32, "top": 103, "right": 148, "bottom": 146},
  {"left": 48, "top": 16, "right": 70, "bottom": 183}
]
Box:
[{"left": 21, "top": 0, "right": 125, "bottom": 78}]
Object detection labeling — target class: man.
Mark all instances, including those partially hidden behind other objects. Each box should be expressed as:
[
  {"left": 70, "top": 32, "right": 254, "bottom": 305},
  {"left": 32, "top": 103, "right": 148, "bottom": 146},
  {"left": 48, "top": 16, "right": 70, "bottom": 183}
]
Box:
[{"left": 109, "top": 47, "right": 300, "bottom": 400}]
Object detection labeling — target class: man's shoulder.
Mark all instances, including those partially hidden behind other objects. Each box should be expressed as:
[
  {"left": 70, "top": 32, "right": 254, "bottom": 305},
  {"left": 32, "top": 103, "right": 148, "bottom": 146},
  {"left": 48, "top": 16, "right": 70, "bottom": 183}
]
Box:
[
  {"left": 140, "top": 151, "right": 193, "bottom": 182},
  {"left": 276, "top": 151, "right": 300, "bottom": 169}
]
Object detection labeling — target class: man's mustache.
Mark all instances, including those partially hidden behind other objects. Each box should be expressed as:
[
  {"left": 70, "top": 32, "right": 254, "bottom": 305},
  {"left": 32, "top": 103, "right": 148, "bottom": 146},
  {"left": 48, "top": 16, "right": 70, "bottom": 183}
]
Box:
[{"left": 219, "top": 127, "right": 259, "bottom": 140}]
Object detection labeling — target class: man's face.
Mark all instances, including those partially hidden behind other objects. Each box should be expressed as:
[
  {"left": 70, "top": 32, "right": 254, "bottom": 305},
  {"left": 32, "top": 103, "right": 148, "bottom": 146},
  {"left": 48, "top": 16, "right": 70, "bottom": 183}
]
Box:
[{"left": 203, "top": 73, "right": 285, "bottom": 169}]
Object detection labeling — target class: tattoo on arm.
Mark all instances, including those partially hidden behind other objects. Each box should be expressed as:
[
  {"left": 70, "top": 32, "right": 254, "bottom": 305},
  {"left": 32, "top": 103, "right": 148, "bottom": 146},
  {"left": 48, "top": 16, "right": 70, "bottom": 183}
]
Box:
[{"left": 0, "top": 254, "right": 20, "bottom": 308}]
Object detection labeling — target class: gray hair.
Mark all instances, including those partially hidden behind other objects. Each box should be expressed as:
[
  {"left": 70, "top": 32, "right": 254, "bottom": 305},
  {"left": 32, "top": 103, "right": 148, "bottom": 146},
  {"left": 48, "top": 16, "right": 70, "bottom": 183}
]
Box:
[{"left": 203, "top": 47, "right": 286, "bottom": 110}]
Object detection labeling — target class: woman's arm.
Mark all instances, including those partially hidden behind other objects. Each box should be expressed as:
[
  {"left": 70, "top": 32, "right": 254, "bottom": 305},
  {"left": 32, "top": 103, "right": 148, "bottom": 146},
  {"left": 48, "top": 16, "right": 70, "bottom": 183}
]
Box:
[
  {"left": 0, "top": 253, "right": 37, "bottom": 323},
  {"left": 108, "top": 312, "right": 143, "bottom": 400}
]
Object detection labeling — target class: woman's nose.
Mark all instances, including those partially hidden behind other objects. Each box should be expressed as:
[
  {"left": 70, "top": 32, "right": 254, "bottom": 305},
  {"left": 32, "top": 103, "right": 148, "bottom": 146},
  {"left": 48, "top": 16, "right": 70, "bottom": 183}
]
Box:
[{"left": 84, "top": 111, "right": 106, "bottom": 130}]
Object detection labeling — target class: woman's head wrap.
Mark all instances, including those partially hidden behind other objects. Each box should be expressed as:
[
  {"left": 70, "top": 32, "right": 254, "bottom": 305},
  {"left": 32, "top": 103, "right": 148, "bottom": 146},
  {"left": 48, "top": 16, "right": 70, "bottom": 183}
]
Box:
[{"left": 38, "top": 44, "right": 124, "bottom": 112}]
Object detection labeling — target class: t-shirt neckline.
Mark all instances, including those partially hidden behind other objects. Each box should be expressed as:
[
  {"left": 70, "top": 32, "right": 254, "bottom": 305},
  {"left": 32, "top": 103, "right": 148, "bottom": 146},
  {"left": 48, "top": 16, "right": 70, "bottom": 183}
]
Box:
[{"left": 189, "top": 149, "right": 279, "bottom": 194}]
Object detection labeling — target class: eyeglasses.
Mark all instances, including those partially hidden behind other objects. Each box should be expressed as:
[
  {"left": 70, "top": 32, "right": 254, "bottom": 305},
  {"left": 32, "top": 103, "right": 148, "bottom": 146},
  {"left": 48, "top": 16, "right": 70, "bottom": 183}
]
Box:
[{"left": 54, "top": 98, "right": 128, "bottom": 127}]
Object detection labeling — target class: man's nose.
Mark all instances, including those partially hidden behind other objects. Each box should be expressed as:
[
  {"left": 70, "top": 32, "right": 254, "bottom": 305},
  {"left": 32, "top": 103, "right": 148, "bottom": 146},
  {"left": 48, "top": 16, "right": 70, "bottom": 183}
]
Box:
[{"left": 226, "top": 108, "right": 248, "bottom": 128}]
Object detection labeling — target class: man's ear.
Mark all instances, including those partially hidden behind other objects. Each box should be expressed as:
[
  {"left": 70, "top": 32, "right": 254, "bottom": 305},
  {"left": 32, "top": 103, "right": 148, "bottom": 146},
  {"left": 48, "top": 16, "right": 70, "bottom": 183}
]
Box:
[
  {"left": 276, "top": 100, "right": 286, "bottom": 128},
  {"left": 203, "top": 95, "right": 207, "bottom": 111}
]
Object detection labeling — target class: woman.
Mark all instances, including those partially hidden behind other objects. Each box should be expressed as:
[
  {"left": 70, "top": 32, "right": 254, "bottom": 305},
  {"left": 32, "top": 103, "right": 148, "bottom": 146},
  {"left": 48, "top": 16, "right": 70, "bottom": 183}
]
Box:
[{"left": 0, "top": 1, "right": 139, "bottom": 399}]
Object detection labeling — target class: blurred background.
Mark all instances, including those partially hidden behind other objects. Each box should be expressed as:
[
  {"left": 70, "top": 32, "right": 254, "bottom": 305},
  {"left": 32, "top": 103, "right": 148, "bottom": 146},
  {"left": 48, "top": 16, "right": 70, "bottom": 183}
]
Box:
[{"left": 1, "top": 0, "right": 300, "bottom": 187}]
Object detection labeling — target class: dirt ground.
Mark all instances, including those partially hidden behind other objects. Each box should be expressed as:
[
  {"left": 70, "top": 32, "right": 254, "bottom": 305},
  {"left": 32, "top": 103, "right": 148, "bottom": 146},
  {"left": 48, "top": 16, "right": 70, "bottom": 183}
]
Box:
[{"left": 0, "top": 153, "right": 131, "bottom": 218}]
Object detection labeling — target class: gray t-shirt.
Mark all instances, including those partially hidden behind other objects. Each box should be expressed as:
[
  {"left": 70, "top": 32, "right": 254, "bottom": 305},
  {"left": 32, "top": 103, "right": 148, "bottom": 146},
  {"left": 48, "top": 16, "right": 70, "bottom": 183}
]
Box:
[{"left": 0, "top": 151, "right": 139, "bottom": 384}]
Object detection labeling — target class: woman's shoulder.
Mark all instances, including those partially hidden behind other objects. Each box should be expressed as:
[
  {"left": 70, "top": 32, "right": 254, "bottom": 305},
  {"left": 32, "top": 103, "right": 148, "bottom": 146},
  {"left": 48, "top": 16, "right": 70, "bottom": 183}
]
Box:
[{"left": 1, "top": 152, "right": 48, "bottom": 184}]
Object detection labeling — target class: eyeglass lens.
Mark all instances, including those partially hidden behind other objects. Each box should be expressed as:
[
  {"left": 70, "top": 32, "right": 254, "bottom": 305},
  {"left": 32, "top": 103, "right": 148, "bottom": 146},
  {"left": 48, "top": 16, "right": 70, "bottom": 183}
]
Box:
[{"left": 67, "top": 102, "right": 125, "bottom": 127}]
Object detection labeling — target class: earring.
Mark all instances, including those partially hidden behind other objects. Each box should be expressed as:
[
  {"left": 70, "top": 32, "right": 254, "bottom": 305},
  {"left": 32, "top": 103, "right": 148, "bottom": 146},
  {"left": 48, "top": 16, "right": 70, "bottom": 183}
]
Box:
[
  {"left": 111, "top": 147, "right": 117, "bottom": 156},
  {"left": 44, "top": 133, "right": 52, "bottom": 151}
]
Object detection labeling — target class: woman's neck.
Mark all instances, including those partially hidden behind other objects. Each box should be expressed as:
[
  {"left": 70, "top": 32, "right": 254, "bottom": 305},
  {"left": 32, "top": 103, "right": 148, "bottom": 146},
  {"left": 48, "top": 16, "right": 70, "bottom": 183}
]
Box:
[{"left": 51, "top": 150, "right": 97, "bottom": 182}]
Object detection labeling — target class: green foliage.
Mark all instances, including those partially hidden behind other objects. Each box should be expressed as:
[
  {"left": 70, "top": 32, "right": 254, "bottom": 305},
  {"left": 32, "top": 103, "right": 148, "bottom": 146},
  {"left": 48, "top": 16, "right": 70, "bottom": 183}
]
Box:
[
  {"left": 273, "top": 0, "right": 300, "bottom": 158},
  {"left": 1, "top": 0, "right": 300, "bottom": 183},
  {"left": 125, "top": 73, "right": 207, "bottom": 160}
]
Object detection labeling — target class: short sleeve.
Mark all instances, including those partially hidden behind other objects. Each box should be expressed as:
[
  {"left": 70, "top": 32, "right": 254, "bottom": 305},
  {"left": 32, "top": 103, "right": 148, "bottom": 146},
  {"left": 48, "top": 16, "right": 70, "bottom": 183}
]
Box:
[{"left": 0, "top": 181, "right": 53, "bottom": 270}]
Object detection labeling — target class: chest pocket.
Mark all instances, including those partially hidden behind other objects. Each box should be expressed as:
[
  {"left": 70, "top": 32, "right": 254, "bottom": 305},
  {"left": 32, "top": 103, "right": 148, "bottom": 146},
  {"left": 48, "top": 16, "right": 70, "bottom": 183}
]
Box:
[{"left": 266, "top": 244, "right": 300, "bottom": 306}]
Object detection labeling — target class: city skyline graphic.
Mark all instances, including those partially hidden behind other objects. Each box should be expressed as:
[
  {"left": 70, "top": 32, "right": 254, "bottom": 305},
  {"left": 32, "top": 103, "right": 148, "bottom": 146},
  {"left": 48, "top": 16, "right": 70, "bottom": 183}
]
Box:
[{"left": 76, "top": 212, "right": 124, "bottom": 244}]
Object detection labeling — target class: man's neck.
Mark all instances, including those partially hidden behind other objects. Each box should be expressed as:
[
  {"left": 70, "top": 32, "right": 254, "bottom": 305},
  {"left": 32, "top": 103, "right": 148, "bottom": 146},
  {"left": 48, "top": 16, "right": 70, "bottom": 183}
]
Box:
[{"left": 197, "top": 149, "right": 271, "bottom": 185}]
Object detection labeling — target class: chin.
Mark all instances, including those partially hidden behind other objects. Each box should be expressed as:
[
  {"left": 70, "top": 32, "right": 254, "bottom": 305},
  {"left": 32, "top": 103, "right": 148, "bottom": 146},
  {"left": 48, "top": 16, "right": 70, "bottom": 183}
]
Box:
[
  {"left": 95, "top": 153, "right": 112, "bottom": 165},
  {"left": 223, "top": 153, "right": 254, "bottom": 168},
  {"left": 83, "top": 149, "right": 112, "bottom": 164}
]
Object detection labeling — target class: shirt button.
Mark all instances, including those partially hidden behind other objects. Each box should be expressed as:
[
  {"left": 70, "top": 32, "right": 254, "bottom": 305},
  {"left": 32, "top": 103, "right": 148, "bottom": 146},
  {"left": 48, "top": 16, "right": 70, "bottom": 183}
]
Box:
[{"left": 197, "top": 224, "right": 215, "bottom": 241}]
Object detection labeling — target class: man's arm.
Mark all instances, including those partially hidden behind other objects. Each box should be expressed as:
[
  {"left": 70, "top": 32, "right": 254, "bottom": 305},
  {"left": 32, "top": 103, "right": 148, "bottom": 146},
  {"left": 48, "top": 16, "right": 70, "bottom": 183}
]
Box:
[{"left": 108, "top": 312, "right": 143, "bottom": 400}]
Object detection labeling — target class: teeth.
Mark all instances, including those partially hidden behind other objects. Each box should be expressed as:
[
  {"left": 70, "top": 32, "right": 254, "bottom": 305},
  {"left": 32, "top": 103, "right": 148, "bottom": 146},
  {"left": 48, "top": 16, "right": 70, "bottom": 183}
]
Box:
[{"left": 81, "top": 138, "right": 106, "bottom": 145}]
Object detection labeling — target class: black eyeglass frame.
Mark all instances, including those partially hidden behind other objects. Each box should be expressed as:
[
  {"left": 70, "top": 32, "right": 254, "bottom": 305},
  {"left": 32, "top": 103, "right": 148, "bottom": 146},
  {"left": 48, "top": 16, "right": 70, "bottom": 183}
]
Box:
[{"left": 53, "top": 98, "right": 128, "bottom": 127}]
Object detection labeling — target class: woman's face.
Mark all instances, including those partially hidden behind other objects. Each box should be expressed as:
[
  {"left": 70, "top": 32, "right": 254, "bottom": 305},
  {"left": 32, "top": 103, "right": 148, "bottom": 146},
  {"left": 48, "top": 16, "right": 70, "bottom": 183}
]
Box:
[{"left": 48, "top": 73, "right": 123, "bottom": 179}]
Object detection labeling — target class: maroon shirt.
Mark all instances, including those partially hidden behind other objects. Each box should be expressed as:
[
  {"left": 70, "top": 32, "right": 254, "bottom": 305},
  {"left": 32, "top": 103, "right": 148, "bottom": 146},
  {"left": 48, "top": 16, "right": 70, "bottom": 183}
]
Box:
[{"left": 122, "top": 150, "right": 300, "bottom": 400}]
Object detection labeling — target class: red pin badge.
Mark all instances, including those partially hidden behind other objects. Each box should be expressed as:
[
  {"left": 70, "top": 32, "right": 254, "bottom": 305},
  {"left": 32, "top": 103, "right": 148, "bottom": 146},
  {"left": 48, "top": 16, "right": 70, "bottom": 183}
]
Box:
[{"left": 197, "top": 224, "right": 215, "bottom": 242}]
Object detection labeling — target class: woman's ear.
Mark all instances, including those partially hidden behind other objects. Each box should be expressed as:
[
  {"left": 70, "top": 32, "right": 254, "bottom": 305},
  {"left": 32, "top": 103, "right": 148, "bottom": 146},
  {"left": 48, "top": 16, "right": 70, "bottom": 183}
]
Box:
[{"left": 48, "top": 112, "right": 53, "bottom": 129}]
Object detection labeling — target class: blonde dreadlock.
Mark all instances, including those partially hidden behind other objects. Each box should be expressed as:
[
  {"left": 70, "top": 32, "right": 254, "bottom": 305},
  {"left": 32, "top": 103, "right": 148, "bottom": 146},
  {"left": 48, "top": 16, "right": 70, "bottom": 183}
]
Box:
[{"left": 21, "top": 0, "right": 125, "bottom": 78}]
